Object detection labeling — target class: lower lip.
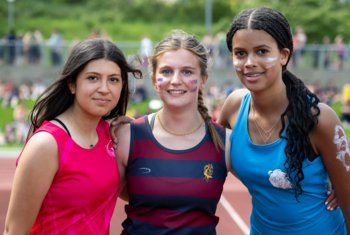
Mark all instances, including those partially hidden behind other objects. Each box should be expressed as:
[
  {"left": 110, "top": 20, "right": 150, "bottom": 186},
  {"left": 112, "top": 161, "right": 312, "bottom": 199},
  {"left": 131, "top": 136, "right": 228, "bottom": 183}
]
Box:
[
  {"left": 245, "top": 74, "right": 262, "bottom": 82},
  {"left": 94, "top": 99, "right": 110, "bottom": 105}
]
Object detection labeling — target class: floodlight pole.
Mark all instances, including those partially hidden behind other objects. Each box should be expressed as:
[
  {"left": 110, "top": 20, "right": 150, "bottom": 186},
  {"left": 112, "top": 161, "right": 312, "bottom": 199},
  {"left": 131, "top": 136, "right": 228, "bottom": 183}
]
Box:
[
  {"left": 7, "top": 0, "right": 15, "bottom": 32},
  {"left": 205, "top": 0, "right": 212, "bottom": 33}
]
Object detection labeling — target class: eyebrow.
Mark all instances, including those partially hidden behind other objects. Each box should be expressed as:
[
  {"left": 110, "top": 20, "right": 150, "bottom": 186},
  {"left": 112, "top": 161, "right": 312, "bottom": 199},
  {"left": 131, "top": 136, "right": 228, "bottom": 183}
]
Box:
[
  {"left": 233, "top": 44, "right": 272, "bottom": 50},
  {"left": 85, "top": 71, "right": 122, "bottom": 77}
]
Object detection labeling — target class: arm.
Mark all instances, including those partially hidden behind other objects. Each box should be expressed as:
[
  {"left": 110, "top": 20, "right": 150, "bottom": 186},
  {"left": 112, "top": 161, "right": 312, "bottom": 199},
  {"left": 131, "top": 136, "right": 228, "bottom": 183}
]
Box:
[
  {"left": 312, "top": 103, "right": 350, "bottom": 232},
  {"left": 4, "top": 132, "right": 59, "bottom": 235},
  {"left": 113, "top": 123, "right": 131, "bottom": 202},
  {"left": 217, "top": 88, "right": 248, "bottom": 129}
]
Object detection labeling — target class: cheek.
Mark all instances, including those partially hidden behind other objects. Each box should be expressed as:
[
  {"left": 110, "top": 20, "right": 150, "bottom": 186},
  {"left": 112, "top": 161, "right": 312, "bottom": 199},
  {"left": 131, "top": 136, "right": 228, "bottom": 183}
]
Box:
[
  {"left": 184, "top": 79, "right": 198, "bottom": 92},
  {"left": 261, "top": 56, "right": 278, "bottom": 69},
  {"left": 232, "top": 59, "right": 243, "bottom": 72},
  {"left": 155, "top": 77, "right": 170, "bottom": 90}
]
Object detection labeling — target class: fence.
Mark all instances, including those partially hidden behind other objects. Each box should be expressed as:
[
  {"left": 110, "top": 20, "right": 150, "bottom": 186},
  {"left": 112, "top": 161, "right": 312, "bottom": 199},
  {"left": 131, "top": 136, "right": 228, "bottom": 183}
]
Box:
[{"left": 0, "top": 40, "right": 349, "bottom": 71}]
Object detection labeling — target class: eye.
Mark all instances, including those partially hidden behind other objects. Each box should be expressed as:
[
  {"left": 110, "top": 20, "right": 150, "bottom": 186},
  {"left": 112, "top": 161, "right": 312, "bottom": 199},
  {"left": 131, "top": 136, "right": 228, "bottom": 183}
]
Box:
[
  {"left": 182, "top": 69, "right": 193, "bottom": 76},
  {"left": 257, "top": 48, "right": 269, "bottom": 55},
  {"left": 87, "top": 75, "right": 98, "bottom": 81},
  {"left": 233, "top": 50, "right": 246, "bottom": 58},
  {"left": 110, "top": 76, "right": 121, "bottom": 83},
  {"left": 160, "top": 69, "right": 173, "bottom": 76}
]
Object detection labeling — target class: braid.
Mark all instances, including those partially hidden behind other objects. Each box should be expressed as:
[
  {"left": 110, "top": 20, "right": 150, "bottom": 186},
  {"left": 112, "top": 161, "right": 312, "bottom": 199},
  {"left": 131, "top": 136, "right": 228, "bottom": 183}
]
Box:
[
  {"left": 198, "top": 90, "right": 224, "bottom": 151},
  {"left": 281, "top": 70, "right": 320, "bottom": 199}
]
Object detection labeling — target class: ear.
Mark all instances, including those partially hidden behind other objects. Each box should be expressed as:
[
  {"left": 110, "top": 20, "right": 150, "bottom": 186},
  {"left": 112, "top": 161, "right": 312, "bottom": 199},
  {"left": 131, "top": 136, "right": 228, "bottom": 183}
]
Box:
[
  {"left": 280, "top": 48, "right": 290, "bottom": 66},
  {"left": 68, "top": 81, "right": 76, "bottom": 94},
  {"left": 200, "top": 75, "right": 208, "bottom": 90}
]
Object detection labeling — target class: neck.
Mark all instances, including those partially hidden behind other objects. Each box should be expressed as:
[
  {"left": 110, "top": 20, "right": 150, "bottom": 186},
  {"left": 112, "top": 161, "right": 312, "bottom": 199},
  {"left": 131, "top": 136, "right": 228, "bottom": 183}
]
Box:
[{"left": 156, "top": 109, "right": 204, "bottom": 136}]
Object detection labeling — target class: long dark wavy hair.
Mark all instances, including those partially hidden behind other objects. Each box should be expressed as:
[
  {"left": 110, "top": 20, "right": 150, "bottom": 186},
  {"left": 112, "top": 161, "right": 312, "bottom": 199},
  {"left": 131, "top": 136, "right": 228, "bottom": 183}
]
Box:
[
  {"left": 28, "top": 38, "right": 142, "bottom": 138},
  {"left": 226, "top": 7, "right": 320, "bottom": 199}
]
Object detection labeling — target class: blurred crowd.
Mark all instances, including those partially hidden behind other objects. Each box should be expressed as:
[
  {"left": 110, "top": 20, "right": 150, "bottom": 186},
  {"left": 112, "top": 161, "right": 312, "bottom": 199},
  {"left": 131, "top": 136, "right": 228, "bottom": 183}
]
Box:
[
  {"left": 0, "top": 27, "right": 349, "bottom": 70},
  {"left": 0, "top": 27, "right": 349, "bottom": 146}
]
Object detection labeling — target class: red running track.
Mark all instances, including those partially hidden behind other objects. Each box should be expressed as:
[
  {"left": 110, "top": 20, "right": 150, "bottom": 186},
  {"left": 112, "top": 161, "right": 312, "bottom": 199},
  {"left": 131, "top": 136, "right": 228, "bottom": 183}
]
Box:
[{"left": 0, "top": 152, "right": 251, "bottom": 234}]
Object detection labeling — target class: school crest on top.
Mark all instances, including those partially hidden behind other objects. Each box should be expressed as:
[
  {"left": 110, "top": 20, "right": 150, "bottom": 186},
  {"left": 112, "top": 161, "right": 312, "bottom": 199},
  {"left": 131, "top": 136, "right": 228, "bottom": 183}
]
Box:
[{"left": 203, "top": 163, "right": 213, "bottom": 182}]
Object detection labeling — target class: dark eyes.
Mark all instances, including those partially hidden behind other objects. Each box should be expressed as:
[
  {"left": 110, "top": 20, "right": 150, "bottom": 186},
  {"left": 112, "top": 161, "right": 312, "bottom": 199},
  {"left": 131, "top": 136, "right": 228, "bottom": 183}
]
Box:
[{"left": 234, "top": 49, "right": 269, "bottom": 58}]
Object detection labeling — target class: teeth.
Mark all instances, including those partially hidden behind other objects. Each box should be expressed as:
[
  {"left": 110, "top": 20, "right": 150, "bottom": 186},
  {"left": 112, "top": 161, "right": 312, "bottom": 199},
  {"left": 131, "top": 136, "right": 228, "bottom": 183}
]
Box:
[
  {"left": 168, "top": 90, "right": 185, "bottom": 94},
  {"left": 246, "top": 73, "right": 261, "bottom": 77}
]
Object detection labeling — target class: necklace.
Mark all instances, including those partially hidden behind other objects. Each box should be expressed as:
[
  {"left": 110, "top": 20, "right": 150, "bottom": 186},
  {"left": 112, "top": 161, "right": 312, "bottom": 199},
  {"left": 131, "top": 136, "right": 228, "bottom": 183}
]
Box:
[
  {"left": 251, "top": 103, "right": 280, "bottom": 144},
  {"left": 156, "top": 112, "right": 204, "bottom": 136}
]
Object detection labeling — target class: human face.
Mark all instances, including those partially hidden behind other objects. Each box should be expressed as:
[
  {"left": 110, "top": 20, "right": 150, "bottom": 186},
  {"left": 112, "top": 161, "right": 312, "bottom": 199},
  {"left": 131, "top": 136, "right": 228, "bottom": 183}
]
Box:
[
  {"left": 231, "top": 29, "right": 289, "bottom": 91},
  {"left": 69, "top": 59, "right": 123, "bottom": 118},
  {"left": 154, "top": 49, "right": 207, "bottom": 108}
]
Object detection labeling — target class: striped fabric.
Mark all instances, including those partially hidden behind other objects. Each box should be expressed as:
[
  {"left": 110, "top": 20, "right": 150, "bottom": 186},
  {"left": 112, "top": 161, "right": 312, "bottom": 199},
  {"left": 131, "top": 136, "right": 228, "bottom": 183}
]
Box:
[{"left": 121, "top": 115, "right": 227, "bottom": 235}]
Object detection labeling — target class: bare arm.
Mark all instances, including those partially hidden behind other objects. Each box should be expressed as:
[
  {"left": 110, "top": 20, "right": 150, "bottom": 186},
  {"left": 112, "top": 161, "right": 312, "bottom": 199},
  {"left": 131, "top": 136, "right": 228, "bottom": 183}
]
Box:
[
  {"left": 218, "top": 88, "right": 248, "bottom": 129},
  {"left": 113, "top": 123, "right": 131, "bottom": 202},
  {"left": 312, "top": 103, "right": 350, "bottom": 232},
  {"left": 4, "top": 132, "right": 59, "bottom": 235}
]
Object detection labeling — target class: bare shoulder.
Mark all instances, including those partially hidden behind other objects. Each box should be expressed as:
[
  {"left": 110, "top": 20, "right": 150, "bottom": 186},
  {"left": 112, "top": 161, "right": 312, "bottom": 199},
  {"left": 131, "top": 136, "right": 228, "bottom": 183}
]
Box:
[
  {"left": 17, "top": 131, "right": 58, "bottom": 172},
  {"left": 316, "top": 103, "right": 341, "bottom": 130},
  {"left": 218, "top": 88, "right": 249, "bottom": 128},
  {"left": 311, "top": 102, "right": 343, "bottom": 154}
]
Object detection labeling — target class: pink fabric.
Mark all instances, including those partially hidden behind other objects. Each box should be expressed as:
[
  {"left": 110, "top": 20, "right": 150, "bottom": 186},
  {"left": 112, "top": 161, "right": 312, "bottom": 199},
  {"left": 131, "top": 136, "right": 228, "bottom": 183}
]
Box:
[{"left": 17, "top": 120, "right": 119, "bottom": 235}]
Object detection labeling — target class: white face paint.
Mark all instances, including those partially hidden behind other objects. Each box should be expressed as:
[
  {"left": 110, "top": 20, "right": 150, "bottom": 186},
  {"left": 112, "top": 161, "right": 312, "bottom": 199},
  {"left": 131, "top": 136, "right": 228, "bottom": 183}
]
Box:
[
  {"left": 333, "top": 125, "right": 350, "bottom": 172},
  {"left": 264, "top": 56, "right": 278, "bottom": 69},
  {"left": 232, "top": 60, "right": 242, "bottom": 71},
  {"left": 232, "top": 55, "right": 278, "bottom": 71}
]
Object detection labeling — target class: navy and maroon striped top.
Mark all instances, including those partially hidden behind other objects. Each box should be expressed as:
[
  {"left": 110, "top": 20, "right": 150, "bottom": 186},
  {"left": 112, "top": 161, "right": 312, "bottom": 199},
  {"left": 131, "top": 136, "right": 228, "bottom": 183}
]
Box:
[{"left": 121, "top": 115, "right": 227, "bottom": 235}]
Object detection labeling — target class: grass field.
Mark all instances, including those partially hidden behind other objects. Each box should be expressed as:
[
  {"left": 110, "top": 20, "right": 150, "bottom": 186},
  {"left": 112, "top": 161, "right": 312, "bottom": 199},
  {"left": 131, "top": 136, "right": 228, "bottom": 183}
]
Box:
[{"left": 0, "top": 98, "right": 349, "bottom": 147}]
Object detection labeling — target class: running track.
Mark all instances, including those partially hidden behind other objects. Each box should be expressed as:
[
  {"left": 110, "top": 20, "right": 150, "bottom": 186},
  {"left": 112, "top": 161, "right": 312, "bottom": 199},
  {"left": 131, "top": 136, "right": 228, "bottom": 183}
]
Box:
[{"left": 0, "top": 149, "right": 251, "bottom": 234}]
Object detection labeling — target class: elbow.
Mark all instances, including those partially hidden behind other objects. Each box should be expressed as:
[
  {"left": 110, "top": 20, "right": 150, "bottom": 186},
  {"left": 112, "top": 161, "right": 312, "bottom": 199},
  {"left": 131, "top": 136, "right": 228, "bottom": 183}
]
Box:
[{"left": 3, "top": 224, "right": 30, "bottom": 235}]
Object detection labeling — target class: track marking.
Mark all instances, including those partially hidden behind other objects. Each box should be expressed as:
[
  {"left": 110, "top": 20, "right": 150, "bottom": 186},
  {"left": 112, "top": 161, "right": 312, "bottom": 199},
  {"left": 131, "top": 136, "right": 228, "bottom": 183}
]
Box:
[{"left": 220, "top": 195, "right": 250, "bottom": 235}]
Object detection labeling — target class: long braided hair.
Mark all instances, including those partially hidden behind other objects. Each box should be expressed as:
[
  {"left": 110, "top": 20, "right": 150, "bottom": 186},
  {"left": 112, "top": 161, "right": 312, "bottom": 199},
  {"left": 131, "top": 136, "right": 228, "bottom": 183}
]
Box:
[
  {"left": 226, "top": 7, "right": 320, "bottom": 199},
  {"left": 149, "top": 29, "right": 224, "bottom": 151}
]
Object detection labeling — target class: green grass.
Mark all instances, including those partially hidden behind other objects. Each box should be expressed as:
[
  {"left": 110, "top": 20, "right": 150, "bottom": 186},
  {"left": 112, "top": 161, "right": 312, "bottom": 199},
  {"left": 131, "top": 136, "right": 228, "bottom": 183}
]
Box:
[{"left": 0, "top": 98, "right": 349, "bottom": 148}]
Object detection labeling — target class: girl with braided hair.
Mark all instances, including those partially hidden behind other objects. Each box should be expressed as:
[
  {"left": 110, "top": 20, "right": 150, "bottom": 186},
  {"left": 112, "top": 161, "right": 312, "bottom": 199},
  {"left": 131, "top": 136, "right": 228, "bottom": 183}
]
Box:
[
  {"left": 113, "top": 29, "right": 231, "bottom": 234},
  {"left": 219, "top": 7, "right": 350, "bottom": 234}
]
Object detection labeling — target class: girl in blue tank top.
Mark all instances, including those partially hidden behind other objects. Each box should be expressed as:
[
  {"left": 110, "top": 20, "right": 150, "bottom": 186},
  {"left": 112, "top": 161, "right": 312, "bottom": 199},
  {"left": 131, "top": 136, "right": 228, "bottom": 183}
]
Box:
[{"left": 218, "top": 7, "right": 350, "bottom": 234}]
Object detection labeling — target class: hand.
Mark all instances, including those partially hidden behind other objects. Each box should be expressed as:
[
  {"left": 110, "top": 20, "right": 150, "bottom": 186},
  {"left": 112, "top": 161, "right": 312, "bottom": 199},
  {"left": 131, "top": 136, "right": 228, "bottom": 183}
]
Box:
[
  {"left": 110, "top": 115, "right": 134, "bottom": 149},
  {"left": 325, "top": 182, "right": 338, "bottom": 211}
]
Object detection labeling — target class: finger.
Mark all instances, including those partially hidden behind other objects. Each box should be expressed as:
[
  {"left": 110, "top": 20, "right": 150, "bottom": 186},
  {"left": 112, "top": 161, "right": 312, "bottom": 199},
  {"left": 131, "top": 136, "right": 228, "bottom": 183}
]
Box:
[{"left": 326, "top": 198, "right": 338, "bottom": 211}]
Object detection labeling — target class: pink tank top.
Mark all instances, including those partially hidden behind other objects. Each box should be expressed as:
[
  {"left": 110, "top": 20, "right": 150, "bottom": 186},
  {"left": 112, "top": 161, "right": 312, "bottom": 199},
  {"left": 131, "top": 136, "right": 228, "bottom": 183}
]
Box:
[{"left": 17, "top": 120, "right": 119, "bottom": 235}]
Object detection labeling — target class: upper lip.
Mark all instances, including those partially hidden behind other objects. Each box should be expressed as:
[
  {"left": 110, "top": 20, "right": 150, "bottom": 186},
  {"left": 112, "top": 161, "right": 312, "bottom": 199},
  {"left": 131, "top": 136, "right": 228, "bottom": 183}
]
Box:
[{"left": 244, "top": 71, "right": 263, "bottom": 76}]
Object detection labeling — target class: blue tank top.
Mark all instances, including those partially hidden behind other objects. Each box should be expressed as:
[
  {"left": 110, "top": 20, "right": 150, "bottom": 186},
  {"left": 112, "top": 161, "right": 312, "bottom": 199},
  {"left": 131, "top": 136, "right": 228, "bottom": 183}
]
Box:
[
  {"left": 122, "top": 115, "right": 227, "bottom": 235},
  {"left": 230, "top": 93, "right": 346, "bottom": 235}
]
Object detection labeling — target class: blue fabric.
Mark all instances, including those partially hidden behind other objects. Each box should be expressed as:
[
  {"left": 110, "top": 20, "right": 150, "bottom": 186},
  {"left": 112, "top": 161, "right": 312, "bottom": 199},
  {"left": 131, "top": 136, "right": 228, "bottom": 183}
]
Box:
[{"left": 230, "top": 93, "right": 346, "bottom": 235}]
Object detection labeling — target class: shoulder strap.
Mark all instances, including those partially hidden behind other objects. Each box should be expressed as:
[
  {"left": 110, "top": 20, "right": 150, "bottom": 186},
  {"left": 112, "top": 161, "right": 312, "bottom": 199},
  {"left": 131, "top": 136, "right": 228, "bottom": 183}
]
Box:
[{"left": 52, "top": 118, "right": 71, "bottom": 137}]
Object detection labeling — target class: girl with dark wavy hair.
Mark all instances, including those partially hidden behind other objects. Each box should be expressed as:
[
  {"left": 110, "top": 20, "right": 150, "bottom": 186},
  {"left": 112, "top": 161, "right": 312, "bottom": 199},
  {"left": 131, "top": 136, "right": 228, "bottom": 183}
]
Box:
[
  {"left": 219, "top": 7, "right": 349, "bottom": 234},
  {"left": 4, "top": 38, "right": 142, "bottom": 234}
]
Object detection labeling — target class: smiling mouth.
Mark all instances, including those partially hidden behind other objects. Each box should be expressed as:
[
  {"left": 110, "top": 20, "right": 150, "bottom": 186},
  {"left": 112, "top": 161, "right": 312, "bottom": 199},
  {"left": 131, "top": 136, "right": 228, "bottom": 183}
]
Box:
[{"left": 168, "top": 90, "right": 186, "bottom": 94}]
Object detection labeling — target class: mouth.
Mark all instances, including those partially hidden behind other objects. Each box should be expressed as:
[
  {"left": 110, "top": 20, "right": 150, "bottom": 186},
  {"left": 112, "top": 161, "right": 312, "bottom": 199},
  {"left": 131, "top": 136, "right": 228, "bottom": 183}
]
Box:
[
  {"left": 167, "top": 90, "right": 187, "bottom": 95},
  {"left": 243, "top": 72, "right": 264, "bottom": 82},
  {"left": 93, "top": 98, "right": 111, "bottom": 104}
]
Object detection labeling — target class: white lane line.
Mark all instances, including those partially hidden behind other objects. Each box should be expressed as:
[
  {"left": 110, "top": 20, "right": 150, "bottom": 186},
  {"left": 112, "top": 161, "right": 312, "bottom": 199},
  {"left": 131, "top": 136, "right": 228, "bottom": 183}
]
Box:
[{"left": 220, "top": 195, "right": 250, "bottom": 235}]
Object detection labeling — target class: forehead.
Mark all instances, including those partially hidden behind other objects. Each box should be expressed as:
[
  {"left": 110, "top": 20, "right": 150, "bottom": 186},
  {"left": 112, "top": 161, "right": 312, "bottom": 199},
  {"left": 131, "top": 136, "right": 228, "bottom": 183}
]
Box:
[
  {"left": 232, "top": 29, "right": 277, "bottom": 49},
  {"left": 82, "top": 59, "right": 121, "bottom": 73},
  {"left": 157, "top": 49, "right": 199, "bottom": 68}
]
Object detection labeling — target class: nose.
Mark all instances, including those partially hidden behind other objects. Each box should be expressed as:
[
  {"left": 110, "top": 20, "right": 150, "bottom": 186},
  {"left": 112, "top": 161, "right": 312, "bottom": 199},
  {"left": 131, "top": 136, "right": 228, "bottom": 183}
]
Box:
[
  {"left": 98, "top": 79, "right": 109, "bottom": 93},
  {"left": 245, "top": 54, "right": 257, "bottom": 67},
  {"left": 170, "top": 71, "right": 182, "bottom": 84}
]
